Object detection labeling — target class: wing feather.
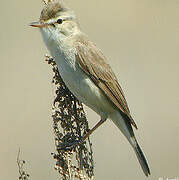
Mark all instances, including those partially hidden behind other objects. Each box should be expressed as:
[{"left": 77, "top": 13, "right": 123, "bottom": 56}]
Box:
[{"left": 75, "top": 37, "right": 137, "bottom": 129}]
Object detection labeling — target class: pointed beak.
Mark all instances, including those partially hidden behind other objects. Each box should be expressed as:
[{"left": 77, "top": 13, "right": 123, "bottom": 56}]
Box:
[{"left": 29, "top": 21, "right": 47, "bottom": 28}]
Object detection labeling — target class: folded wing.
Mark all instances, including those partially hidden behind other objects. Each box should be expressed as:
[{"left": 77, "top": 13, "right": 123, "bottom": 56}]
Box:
[{"left": 75, "top": 37, "right": 137, "bottom": 129}]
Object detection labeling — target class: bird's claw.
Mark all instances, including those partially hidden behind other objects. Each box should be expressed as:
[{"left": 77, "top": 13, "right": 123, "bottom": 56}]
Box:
[{"left": 57, "top": 138, "right": 85, "bottom": 151}]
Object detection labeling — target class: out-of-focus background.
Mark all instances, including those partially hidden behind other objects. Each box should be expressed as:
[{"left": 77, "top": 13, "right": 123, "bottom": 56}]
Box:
[{"left": 1, "top": 0, "right": 179, "bottom": 179}]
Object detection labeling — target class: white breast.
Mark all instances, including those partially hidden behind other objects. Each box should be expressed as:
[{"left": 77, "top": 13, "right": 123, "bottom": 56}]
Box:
[{"left": 40, "top": 28, "right": 115, "bottom": 118}]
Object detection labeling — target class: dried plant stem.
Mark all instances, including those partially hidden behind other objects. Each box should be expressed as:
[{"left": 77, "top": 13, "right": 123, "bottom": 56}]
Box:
[
  {"left": 17, "top": 149, "right": 30, "bottom": 180},
  {"left": 46, "top": 55, "right": 94, "bottom": 180}
]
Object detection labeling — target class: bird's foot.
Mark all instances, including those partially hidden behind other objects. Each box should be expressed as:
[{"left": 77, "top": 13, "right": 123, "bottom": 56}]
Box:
[{"left": 57, "top": 137, "right": 85, "bottom": 151}]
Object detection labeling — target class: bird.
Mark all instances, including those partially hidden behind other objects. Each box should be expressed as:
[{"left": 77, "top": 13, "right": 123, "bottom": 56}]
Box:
[{"left": 30, "top": 0, "right": 150, "bottom": 176}]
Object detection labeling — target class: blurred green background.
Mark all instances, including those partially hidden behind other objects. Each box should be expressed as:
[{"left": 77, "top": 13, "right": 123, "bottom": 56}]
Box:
[{"left": 1, "top": 0, "right": 179, "bottom": 179}]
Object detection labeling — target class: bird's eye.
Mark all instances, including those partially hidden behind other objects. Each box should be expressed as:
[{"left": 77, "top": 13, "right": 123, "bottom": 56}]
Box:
[{"left": 56, "top": 19, "right": 63, "bottom": 24}]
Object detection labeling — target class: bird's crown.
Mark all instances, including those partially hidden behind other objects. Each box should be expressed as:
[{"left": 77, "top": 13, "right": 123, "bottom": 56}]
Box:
[{"left": 40, "top": 0, "right": 69, "bottom": 21}]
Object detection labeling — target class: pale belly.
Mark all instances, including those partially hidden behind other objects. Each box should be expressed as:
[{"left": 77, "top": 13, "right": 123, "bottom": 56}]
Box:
[
  {"left": 40, "top": 28, "right": 115, "bottom": 118},
  {"left": 55, "top": 55, "right": 115, "bottom": 118}
]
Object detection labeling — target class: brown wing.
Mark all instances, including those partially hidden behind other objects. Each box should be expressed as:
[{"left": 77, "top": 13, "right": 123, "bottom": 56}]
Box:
[{"left": 75, "top": 37, "right": 137, "bottom": 129}]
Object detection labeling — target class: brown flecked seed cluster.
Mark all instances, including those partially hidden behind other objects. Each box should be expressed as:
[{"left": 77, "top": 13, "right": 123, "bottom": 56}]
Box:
[{"left": 45, "top": 55, "right": 94, "bottom": 179}]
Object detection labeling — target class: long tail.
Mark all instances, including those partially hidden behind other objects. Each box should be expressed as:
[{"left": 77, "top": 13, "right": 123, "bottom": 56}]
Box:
[
  {"left": 110, "top": 111, "right": 150, "bottom": 176},
  {"left": 133, "top": 139, "right": 151, "bottom": 176}
]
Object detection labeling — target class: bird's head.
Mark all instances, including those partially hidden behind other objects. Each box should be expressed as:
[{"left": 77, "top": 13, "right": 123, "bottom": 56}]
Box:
[{"left": 30, "top": 0, "right": 79, "bottom": 45}]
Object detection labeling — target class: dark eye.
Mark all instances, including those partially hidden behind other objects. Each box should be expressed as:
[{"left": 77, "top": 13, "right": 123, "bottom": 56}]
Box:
[{"left": 56, "top": 19, "right": 63, "bottom": 24}]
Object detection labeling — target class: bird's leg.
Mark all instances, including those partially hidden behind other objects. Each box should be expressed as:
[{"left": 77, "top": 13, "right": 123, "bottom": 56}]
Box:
[
  {"left": 82, "top": 117, "right": 107, "bottom": 141},
  {"left": 58, "top": 118, "right": 107, "bottom": 150}
]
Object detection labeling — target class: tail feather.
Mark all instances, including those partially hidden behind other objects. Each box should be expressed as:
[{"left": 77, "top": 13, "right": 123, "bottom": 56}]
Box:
[
  {"left": 110, "top": 111, "right": 150, "bottom": 176},
  {"left": 133, "top": 139, "right": 150, "bottom": 176}
]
